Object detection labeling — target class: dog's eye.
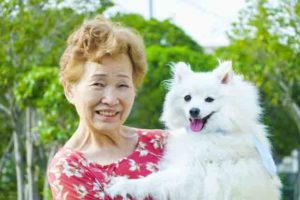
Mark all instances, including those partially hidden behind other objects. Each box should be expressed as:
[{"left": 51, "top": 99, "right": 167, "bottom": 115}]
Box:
[
  {"left": 184, "top": 95, "right": 192, "bottom": 102},
  {"left": 205, "top": 97, "right": 214, "bottom": 102}
]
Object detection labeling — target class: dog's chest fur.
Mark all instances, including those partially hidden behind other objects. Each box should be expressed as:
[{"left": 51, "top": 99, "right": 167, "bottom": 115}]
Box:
[{"left": 161, "top": 129, "right": 259, "bottom": 169}]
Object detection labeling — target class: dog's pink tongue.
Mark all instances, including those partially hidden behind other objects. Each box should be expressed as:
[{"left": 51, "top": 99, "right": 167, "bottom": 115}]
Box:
[{"left": 190, "top": 119, "right": 204, "bottom": 132}]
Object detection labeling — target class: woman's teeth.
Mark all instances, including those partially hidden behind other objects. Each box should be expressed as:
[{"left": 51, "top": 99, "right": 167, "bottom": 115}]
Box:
[{"left": 97, "top": 111, "right": 117, "bottom": 116}]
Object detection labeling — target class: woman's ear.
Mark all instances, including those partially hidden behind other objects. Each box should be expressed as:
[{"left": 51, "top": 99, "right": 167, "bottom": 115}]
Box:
[{"left": 63, "top": 81, "right": 76, "bottom": 104}]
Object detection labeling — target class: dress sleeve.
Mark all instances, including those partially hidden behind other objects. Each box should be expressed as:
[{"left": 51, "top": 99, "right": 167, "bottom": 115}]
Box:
[
  {"left": 141, "top": 129, "right": 168, "bottom": 149},
  {"left": 47, "top": 150, "right": 108, "bottom": 200}
]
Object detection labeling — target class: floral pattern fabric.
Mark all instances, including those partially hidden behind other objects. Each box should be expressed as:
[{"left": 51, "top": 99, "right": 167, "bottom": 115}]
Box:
[{"left": 47, "top": 129, "right": 167, "bottom": 200}]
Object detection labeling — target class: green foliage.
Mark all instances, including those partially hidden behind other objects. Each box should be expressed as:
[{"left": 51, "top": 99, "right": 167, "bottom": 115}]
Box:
[
  {"left": 0, "top": 158, "right": 17, "bottom": 199},
  {"left": 216, "top": 0, "right": 300, "bottom": 156},
  {"left": 0, "top": 2, "right": 86, "bottom": 148},
  {"left": 112, "top": 13, "right": 203, "bottom": 52},
  {"left": 13, "top": 67, "right": 77, "bottom": 144}
]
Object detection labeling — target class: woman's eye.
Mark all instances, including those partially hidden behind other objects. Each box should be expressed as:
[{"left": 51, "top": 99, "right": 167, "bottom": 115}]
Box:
[
  {"left": 205, "top": 97, "right": 214, "bottom": 102},
  {"left": 119, "top": 84, "right": 129, "bottom": 88},
  {"left": 184, "top": 95, "right": 192, "bottom": 102},
  {"left": 92, "top": 83, "right": 105, "bottom": 87}
]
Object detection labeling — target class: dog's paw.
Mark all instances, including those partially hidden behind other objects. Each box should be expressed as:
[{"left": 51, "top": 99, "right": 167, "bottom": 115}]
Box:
[
  {"left": 106, "top": 176, "right": 133, "bottom": 199},
  {"left": 107, "top": 176, "right": 150, "bottom": 199}
]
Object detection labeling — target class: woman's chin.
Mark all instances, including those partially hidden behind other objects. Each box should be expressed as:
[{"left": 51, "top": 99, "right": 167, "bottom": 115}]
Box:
[{"left": 91, "top": 116, "right": 123, "bottom": 132}]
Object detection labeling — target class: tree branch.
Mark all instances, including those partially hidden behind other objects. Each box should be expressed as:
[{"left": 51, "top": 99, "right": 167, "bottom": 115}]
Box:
[
  {"left": 0, "top": 135, "right": 13, "bottom": 177},
  {"left": 267, "top": 71, "right": 300, "bottom": 138},
  {"left": 0, "top": 102, "right": 11, "bottom": 117}
]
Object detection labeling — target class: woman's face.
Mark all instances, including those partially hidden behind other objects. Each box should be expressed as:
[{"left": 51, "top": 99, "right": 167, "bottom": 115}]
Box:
[{"left": 67, "top": 54, "right": 136, "bottom": 133}]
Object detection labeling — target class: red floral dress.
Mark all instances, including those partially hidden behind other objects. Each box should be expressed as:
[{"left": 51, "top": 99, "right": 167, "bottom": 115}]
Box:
[{"left": 47, "top": 129, "right": 167, "bottom": 200}]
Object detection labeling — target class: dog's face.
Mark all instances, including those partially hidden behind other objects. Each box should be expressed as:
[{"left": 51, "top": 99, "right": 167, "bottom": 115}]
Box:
[
  {"left": 161, "top": 61, "right": 260, "bottom": 134},
  {"left": 179, "top": 74, "right": 224, "bottom": 132}
]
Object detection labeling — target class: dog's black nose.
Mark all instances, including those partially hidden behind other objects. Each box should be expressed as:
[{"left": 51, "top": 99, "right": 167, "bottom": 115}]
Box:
[{"left": 189, "top": 108, "right": 200, "bottom": 118}]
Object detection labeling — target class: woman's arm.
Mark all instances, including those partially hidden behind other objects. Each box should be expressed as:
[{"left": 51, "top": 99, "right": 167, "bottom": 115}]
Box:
[{"left": 47, "top": 150, "right": 107, "bottom": 200}]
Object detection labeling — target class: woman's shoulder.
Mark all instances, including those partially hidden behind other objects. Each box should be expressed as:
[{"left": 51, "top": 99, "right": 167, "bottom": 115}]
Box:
[
  {"left": 135, "top": 128, "right": 168, "bottom": 140},
  {"left": 133, "top": 128, "right": 168, "bottom": 151},
  {"left": 49, "top": 147, "right": 78, "bottom": 164},
  {"left": 47, "top": 147, "right": 88, "bottom": 176}
]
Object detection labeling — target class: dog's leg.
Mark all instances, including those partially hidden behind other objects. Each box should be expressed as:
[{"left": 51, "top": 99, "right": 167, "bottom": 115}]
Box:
[{"left": 107, "top": 167, "right": 188, "bottom": 200}]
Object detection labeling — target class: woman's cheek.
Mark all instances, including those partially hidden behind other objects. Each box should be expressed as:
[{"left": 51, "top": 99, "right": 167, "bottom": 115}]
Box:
[
  {"left": 124, "top": 91, "right": 135, "bottom": 105},
  {"left": 85, "top": 89, "right": 103, "bottom": 103}
]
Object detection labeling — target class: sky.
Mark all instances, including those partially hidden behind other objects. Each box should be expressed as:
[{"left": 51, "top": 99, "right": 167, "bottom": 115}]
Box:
[{"left": 104, "top": 0, "right": 247, "bottom": 47}]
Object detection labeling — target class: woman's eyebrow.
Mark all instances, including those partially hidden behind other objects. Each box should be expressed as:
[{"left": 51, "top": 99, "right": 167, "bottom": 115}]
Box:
[
  {"left": 117, "top": 74, "right": 130, "bottom": 79},
  {"left": 91, "top": 73, "right": 130, "bottom": 79},
  {"left": 91, "top": 74, "right": 107, "bottom": 78}
]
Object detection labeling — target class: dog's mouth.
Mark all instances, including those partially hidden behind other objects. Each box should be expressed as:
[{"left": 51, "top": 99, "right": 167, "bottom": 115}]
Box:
[{"left": 189, "top": 111, "right": 215, "bottom": 132}]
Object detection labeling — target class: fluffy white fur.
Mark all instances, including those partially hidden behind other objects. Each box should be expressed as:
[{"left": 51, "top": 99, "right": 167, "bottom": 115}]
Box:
[{"left": 107, "top": 61, "right": 282, "bottom": 200}]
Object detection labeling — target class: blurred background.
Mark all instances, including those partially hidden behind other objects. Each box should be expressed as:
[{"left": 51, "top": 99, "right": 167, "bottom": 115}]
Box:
[{"left": 0, "top": 0, "right": 299, "bottom": 199}]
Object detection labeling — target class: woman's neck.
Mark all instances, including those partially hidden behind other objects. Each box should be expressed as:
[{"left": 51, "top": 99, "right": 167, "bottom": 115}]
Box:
[
  {"left": 65, "top": 122, "right": 137, "bottom": 152},
  {"left": 64, "top": 122, "right": 139, "bottom": 165}
]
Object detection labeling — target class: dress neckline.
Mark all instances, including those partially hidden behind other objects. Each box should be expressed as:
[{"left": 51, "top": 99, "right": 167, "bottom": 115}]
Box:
[{"left": 61, "top": 129, "right": 141, "bottom": 168}]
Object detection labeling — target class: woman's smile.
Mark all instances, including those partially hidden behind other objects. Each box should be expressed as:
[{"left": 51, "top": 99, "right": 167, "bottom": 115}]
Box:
[{"left": 94, "top": 109, "right": 121, "bottom": 122}]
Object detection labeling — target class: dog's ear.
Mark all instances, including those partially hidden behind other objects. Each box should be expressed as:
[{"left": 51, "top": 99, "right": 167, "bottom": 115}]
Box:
[
  {"left": 170, "top": 62, "right": 192, "bottom": 83},
  {"left": 213, "top": 60, "right": 233, "bottom": 84}
]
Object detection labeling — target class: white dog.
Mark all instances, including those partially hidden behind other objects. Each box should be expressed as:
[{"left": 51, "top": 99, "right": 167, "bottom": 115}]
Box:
[{"left": 107, "top": 61, "right": 282, "bottom": 200}]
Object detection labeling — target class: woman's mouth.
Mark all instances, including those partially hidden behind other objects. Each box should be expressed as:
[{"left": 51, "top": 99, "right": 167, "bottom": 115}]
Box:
[
  {"left": 95, "top": 110, "right": 119, "bottom": 117},
  {"left": 95, "top": 110, "right": 120, "bottom": 121}
]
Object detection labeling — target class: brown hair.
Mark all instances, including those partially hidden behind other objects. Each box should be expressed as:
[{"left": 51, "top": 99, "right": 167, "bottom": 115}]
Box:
[{"left": 59, "top": 16, "right": 147, "bottom": 88}]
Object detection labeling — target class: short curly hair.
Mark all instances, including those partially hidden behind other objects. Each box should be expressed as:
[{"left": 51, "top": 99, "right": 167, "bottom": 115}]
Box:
[{"left": 59, "top": 16, "right": 147, "bottom": 88}]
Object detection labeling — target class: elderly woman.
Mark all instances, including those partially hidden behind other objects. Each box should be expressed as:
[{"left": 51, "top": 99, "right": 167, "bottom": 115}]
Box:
[{"left": 47, "top": 16, "right": 167, "bottom": 200}]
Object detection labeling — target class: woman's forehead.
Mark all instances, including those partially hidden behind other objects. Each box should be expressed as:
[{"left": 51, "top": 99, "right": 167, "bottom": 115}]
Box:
[{"left": 83, "top": 60, "right": 133, "bottom": 79}]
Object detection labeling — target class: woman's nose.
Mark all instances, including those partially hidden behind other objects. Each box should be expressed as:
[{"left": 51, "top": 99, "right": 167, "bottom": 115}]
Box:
[{"left": 101, "top": 88, "right": 119, "bottom": 106}]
